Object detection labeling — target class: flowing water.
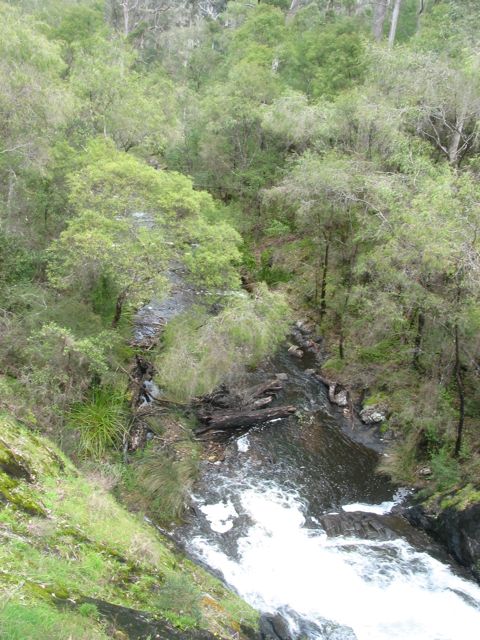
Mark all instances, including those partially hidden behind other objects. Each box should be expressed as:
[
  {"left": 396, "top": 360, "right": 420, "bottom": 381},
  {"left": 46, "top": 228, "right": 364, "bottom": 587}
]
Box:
[{"left": 176, "top": 349, "right": 480, "bottom": 640}]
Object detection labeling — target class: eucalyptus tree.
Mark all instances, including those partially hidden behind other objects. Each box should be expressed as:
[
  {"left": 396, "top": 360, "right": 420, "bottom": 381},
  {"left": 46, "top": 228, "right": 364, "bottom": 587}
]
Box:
[
  {"left": 359, "top": 168, "right": 480, "bottom": 456},
  {"left": 265, "top": 151, "right": 396, "bottom": 358},
  {"left": 48, "top": 140, "right": 242, "bottom": 326},
  {"left": 0, "top": 2, "right": 72, "bottom": 236},
  {"left": 69, "top": 37, "right": 180, "bottom": 158},
  {"left": 369, "top": 46, "right": 480, "bottom": 167}
]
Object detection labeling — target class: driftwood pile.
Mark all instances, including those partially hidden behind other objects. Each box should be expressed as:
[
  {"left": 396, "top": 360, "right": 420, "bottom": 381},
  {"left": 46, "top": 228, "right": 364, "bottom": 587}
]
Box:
[
  {"left": 125, "top": 357, "right": 296, "bottom": 445},
  {"left": 195, "top": 376, "right": 296, "bottom": 438}
]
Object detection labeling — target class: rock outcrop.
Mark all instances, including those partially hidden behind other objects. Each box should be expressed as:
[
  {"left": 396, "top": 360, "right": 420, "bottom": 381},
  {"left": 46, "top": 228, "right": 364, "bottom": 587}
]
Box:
[{"left": 406, "top": 501, "right": 480, "bottom": 582}]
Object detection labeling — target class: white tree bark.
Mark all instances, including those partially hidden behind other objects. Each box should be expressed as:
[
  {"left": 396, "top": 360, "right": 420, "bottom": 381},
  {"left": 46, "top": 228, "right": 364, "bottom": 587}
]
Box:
[
  {"left": 288, "top": 0, "right": 303, "bottom": 19},
  {"left": 388, "top": 0, "right": 403, "bottom": 48}
]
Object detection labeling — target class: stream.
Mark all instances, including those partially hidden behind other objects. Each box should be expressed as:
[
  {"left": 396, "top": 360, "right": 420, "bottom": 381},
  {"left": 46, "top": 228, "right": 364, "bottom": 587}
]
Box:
[{"left": 175, "top": 347, "right": 480, "bottom": 640}]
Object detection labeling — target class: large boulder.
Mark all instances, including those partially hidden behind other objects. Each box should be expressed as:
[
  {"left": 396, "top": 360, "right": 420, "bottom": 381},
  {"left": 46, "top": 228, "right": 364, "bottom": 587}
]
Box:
[{"left": 359, "top": 406, "right": 386, "bottom": 425}]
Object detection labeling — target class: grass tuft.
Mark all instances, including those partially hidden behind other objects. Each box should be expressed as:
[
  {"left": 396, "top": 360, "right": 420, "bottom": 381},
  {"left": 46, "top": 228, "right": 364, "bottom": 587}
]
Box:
[{"left": 68, "top": 387, "right": 128, "bottom": 460}]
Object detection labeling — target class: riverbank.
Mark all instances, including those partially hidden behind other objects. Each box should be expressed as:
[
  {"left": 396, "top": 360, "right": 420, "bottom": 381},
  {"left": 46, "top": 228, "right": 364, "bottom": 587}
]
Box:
[
  {"left": 173, "top": 338, "right": 480, "bottom": 640},
  {"left": 0, "top": 414, "right": 260, "bottom": 639},
  {"left": 285, "top": 314, "right": 480, "bottom": 586}
]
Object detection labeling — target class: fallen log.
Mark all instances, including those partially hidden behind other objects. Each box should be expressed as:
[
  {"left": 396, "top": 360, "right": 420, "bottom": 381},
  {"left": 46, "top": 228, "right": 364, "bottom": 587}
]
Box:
[
  {"left": 195, "top": 405, "right": 296, "bottom": 435},
  {"left": 252, "top": 396, "right": 273, "bottom": 409},
  {"left": 242, "top": 378, "right": 284, "bottom": 403}
]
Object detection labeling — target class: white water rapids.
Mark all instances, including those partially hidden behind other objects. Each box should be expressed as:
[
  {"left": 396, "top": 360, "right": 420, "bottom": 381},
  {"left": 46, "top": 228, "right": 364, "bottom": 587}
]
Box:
[
  {"left": 177, "top": 346, "right": 480, "bottom": 640},
  {"left": 189, "top": 480, "right": 480, "bottom": 640}
]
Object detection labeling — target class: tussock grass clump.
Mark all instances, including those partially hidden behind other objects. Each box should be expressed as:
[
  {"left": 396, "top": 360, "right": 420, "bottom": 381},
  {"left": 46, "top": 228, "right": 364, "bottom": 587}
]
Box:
[
  {"left": 68, "top": 387, "right": 128, "bottom": 460},
  {"left": 130, "top": 446, "right": 199, "bottom": 525},
  {"left": 156, "top": 574, "right": 203, "bottom": 629}
]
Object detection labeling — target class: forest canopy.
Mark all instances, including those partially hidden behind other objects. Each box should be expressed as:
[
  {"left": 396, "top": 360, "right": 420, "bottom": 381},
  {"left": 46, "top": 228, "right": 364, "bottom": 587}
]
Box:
[{"left": 1, "top": 0, "right": 480, "bottom": 522}]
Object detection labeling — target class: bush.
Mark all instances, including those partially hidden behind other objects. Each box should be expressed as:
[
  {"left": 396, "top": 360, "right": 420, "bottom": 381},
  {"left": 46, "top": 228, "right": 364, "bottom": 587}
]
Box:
[
  {"left": 430, "top": 447, "right": 461, "bottom": 492},
  {"left": 155, "top": 574, "right": 202, "bottom": 628},
  {"left": 157, "top": 284, "right": 290, "bottom": 402}
]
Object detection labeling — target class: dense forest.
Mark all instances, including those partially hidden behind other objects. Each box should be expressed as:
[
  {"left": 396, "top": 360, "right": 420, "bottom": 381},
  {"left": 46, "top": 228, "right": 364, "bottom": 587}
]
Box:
[{"left": 1, "top": 1, "right": 480, "bottom": 638}]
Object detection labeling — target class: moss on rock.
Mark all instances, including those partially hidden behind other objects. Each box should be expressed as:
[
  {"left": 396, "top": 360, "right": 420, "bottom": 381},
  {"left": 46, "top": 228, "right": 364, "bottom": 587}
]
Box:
[{"left": 0, "top": 414, "right": 259, "bottom": 639}]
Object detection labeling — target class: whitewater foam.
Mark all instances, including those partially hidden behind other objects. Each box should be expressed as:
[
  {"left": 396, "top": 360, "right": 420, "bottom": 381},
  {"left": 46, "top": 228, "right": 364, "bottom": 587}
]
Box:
[
  {"left": 190, "top": 484, "right": 480, "bottom": 640},
  {"left": 199, "top": 500, "right": 238, "bottom": 533},
  {"left": 237, "top": 435, "right": 250, "bottom": 453},
  {"left": 342, "top": 488, "right": 411, "bottom": 515}
]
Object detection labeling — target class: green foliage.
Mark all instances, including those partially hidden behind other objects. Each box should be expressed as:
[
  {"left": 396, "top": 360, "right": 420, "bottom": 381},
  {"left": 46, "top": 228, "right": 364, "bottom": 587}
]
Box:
[
  {"left": 265, "top": 219, "right": 291, "bottom": 237},
  {"left": 68, "top": 387, "right": 128, "bottom": 460},
  {"left": 0, "top": 1, "right": 73, "bottom": 240},
  {"left": 282, "top": 16, "right": 366, "bottom": 99},
  {"left": 157, "top": 285, "right": 290, "bottom": 402},
  {"left": 357, "top": 338, "right": 401, "bottom": 364},
  {"left": 183, "top": 218, "right": 242, "bottom": 290},
  {"left": 155, "top": 574, "right": 202, "bottom": 629},
  {"left": 127, "top": 442, "right": 199, "bottom": 525},
  {"left": 78, "top": 602, "right": 100, "bottom": 619},
  {"left": 430, "top": 447, "right": 462, "bottom": 493},
  {"left": 0, "top": 233, "right": 42, "bottom": 285},
  {"left": 69, "top": 38, "right": 180, "bottom": 155},
  {"left": 0, "top": 601, "right": 109, "bottom": 640},
  {"left": 259, "top": 250, "right": 291, "bottom": 285}
]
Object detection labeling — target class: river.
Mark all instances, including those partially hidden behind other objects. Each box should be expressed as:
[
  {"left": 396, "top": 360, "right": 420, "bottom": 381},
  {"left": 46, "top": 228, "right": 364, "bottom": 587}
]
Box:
[{"left": 175, "top": 347, "right": 480, "bottom": 640}]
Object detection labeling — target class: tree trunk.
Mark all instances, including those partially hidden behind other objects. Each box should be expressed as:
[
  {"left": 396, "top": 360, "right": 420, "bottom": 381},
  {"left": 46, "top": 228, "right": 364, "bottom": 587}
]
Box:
[
  {"left": 287, "top": 0, "right": 302, "bottom": 19},
  {"left": 448, "top": 102, "right": 468, "bottom": 167},
  {"left": 412, "top": 310, "right": 425, "bottom": 370},
  {"left": 388, "top": 0, "right": 403, "bottom": 48},
  {"left": 112, "top": 290, "right": 128, "bottom": 328},
  {"left": 339, "top": 329, "right": 345, "bottom": 360},
  {"left": 454, "top": 321, "right": 465, "bottom": 457},
  {"left": 372, "top": 0, "right": 390, "bottom": 41},
  {"left": 6, "top": 169, "right": 16, "bottom": 221},
  {"left": 319, "top": 240, "right": 330, "bottom": 323}
]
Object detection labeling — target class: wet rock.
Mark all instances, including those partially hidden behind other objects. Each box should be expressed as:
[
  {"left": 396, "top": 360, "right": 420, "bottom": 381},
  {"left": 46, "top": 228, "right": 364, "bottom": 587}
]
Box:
[
  {"left": 332, "top": 389, "right": 348, "bottom": 407},
  {"left": 359, "top": 406, "right": 386, "bottom": 424},
  {"left": 319, "top": 512, "right": 399, "bottom": 541},
  {"left": 304, "top": 368, "right": 316, "bottom": 376},
  {"left": 418, "top": 467, "right": 432, "bottom": 477},
  {"left": 287, "top": 344, "right": 303, "bottom": 358},
  {"left": 275, "top": 373, "right": 289, "bottom": 381},
  {"left": 299, "top": 619, "right": 357, "bottom": 640},
  {"left": 294, "top": 320, "right": 311, "bottom": 335},
  {"left": 260, "top": 614, "right": 292, "bottom": 640},
  {"left": 326, "top": 383, "right": 348, "bottom": 407},
  {"left": 316, "top": 375, "right": 350, "bottom": 408},
  {"left": 405, "top": 502, "right": 480, "bottom": 582}
]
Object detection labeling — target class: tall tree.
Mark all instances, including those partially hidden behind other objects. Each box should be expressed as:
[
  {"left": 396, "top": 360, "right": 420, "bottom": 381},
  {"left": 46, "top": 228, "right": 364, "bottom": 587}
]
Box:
[
  {"left": 372, "top": 0, "right": 390, "bottom": 40},
  {"left": 388, "top": 0, "right": 403, "bottom": 46}
]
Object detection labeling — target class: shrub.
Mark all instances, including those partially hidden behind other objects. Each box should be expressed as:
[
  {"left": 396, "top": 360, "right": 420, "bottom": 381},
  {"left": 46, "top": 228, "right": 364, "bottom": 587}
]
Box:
[
  {"left": 430, "top": 447, "right": 461, "bottom": 492},
  {"left": 155, "top": 574, "right": 202, "bottom": 628},
  {"left": 157, "top": 284, "right": 290, "bottom": 402}
]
